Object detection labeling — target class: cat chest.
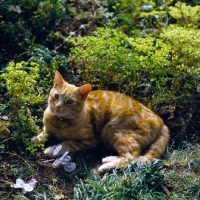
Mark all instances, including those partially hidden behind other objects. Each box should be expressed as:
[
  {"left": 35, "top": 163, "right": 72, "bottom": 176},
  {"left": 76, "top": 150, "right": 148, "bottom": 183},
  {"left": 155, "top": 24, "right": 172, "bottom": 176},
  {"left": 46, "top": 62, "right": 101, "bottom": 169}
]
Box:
[{"left": 45, "top": 117, "right": 94, "bottom": 140}]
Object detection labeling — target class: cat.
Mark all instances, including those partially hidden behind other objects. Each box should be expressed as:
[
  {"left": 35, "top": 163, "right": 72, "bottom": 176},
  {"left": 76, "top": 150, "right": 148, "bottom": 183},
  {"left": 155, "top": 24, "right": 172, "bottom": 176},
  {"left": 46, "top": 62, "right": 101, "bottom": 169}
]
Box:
[{"left": 31, "top": 71, "right": 170, "bottom": 173}]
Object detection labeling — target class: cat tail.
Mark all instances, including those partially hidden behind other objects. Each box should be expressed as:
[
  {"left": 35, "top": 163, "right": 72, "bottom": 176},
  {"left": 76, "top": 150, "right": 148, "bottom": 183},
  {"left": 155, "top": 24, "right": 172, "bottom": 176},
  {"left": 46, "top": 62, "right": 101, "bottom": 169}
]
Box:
[{"left": 140, "top": 125, "right": 170, "bottom": 163}]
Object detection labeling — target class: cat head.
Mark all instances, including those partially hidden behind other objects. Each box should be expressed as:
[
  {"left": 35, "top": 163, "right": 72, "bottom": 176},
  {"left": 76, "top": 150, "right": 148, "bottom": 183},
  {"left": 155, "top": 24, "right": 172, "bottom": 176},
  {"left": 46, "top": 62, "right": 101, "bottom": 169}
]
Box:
[{"left": 48, "top": 71, "right": 91, "bottom": 119}]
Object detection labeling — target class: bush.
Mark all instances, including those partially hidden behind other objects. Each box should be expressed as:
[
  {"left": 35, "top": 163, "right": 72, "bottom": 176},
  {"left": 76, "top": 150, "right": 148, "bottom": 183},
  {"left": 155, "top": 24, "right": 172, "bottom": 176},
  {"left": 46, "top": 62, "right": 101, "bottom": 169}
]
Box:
[
  {"left": 27, "top": 46, "right": 68, "bottom": 91},
  {"left": 0, "top": 0, "right": 68, "bottom": 68},
  {"left": 0, "top": 61, "right": 50, "bottom": 153},
  {"left": 106, "top": 0, "right": 173, "bottom": 35},
  {"left": 69, "top": 25, "right": 200, "bottom": 107},
  {"left": 169, "top": 2, "right": 200, "bottom": 28}
]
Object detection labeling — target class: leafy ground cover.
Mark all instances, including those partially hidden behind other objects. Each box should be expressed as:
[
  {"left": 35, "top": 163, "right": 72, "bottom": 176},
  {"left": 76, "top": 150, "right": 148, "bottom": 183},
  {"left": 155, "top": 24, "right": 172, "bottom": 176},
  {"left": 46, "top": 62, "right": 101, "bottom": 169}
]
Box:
[{"left": 0, "top": 0, "right": 200, "bottom": 199}]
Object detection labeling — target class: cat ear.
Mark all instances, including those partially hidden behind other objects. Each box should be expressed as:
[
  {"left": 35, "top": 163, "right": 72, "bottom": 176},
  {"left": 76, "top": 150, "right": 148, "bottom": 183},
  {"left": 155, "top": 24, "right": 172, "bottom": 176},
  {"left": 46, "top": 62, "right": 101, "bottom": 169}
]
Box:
[
  {"left": 54, "top": 71, "right": 64, "bottom": 88},
  {"left": 78, "top": 84, "right": 92, "bottom": 100}
]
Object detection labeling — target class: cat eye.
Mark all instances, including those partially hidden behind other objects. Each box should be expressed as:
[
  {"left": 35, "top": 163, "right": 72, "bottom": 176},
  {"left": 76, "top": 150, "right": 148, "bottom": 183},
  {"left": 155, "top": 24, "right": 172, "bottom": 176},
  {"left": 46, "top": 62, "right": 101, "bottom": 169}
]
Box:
[
  {"left": 54, "top": 93, "right": 59, "bottom": 99},
  {"left": 66, "top": 99, "right": 74, "bottom": 104}
]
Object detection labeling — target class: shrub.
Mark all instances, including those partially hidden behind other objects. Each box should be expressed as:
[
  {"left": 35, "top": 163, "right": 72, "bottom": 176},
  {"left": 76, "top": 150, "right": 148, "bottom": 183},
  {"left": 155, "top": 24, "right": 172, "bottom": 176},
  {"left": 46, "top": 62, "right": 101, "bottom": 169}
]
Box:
[
  {"left": 169, "top": 2, "right": 200, "bottom": 28},
  {"left": 70, "top": 28, "right": 134, "bottom": 90},
  {"left": 1, "top": 61, "right": 43, "bottom": 105},
  {"left": 0, "top": 61, "right": 50, "bottom": 153},
  {"left": 69, "top": 26, "right": 200, "bottom": 107},
  {"left": 0, "top": 0, "right": 68, "bottom": 66},
  {"left": 159, "top": 25, "right": 200, "bottom": 97},
  {"left": 106, "top": 0, "right": 173, "bottom": 35},
  {"left": 27, "top": 46, "right": 68, "bottom": 91}
]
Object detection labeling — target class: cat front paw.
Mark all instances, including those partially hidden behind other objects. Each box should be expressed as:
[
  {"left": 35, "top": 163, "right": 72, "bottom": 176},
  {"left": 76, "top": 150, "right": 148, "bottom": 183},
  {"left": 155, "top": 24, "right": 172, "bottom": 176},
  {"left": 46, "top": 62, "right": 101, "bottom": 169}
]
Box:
[
  {"left": 44, "top": 146, "right": 56, "bottom": 157},
  {"left": 31, "top": 132, "right": 48, "bottom": 144},
  {"left": 31, "top": 136, "right": 44, "bottom": 144},
  {"left": 44, "top": 144, "right": 67, "bottom": 158}
]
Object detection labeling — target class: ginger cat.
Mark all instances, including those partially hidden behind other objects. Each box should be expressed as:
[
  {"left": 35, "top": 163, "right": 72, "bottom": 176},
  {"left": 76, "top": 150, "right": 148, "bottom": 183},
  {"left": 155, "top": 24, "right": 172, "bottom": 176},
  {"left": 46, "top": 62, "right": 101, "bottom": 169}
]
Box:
[{"left": 31, "top": 71, "right": 170, "bottom": 173}]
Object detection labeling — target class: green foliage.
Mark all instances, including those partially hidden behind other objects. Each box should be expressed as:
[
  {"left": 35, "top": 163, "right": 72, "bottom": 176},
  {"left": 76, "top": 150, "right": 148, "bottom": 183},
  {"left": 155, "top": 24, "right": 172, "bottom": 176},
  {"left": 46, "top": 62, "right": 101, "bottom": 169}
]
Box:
[
  {"left": 0, "top": 0, "right": 68, "bottom": 54},
  {"left": 74, "top": 160, "right": 168, "bottom": 200},
  {"left": 70, "top": 28, "right": 134, "bottom": 90},
  {"left": 1, "top": 61, "right": 43, "bottom": 104},
  {"left": 164, "top": 143, "right": 200, "bottom": 199},
  {"left": 169, "top": 2, "right": 200, "bottom": 28},
  {"left": 0, "top": 39, "right": 67, "bottom": 154},
  {"left": 106, "top": 0, "right": 173, "bottom": 35},
  {"left": 159, "top": 25, "right": 200, "bottom": 95},
  {"left": 70, "top": 26, "right": 200, "bottom": 106},
  {"left": 0, "top": 61, "right": 46, "bottom": 153},
  {"left": 27, "top": 46, "right": 67, "bottom": 93}
]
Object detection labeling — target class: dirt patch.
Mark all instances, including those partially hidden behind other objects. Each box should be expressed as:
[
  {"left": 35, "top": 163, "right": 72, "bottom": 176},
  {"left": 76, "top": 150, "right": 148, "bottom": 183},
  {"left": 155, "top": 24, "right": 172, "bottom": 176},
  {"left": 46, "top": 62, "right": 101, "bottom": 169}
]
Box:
[{"left": 0, "top": 143, "right": 116, "bottom": 199}]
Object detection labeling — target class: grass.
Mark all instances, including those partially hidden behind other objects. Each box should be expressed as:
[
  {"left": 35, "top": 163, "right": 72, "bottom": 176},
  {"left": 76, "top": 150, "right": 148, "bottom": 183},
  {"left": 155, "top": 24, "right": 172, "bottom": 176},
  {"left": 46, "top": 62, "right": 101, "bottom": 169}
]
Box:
[
  {"left": 0, "top": 142, "right": 199, "bottom": 199},
  {"left": 74, "top": 161, "right": 168, "bottom": 200},
  {"left": 74, "top": 142, "right": 200, "bottom": 200},
  {"left": 163, "top": 142, "right": 200, "bottom": 200}
]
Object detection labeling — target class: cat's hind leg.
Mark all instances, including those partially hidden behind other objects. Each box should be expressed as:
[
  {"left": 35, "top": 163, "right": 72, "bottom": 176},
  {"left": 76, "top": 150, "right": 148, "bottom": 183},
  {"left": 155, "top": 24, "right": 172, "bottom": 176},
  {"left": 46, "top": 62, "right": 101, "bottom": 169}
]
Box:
[
  {"left": 102, "top": 156, "right": 118, "bottom": 163},
  {"left": 98, "top": 132, "right": 141, "bottom": 173},
  {"left": 97, "top": 152, "right": 139, "bottom": 173},
  {"left": 98, "top": 156, "right": 126, "bottom": 173}
]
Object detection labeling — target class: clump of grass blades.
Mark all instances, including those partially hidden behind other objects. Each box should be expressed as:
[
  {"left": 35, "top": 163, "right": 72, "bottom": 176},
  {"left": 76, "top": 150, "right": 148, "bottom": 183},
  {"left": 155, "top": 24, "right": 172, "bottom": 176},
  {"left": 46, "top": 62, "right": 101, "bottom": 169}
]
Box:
[
  {"left": 164, "top": 143, "right": 200, "bottom": 200},
  {"left": 74, "top": 160, "right": 169, "bottom": 200}
]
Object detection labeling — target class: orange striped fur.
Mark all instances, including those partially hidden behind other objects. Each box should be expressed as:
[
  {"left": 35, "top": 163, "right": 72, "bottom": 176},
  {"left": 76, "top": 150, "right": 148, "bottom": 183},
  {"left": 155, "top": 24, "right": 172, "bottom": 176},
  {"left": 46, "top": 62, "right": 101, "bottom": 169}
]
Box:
[{"left": 31, "top": 71, "right": 170, "bottom": 173}]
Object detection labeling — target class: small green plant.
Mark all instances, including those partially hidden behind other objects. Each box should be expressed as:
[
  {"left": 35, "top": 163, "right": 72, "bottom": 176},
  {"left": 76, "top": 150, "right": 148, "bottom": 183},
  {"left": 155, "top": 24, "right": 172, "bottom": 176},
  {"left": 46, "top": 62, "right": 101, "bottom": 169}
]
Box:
[
  {"left": 1, "top": 61, "right": 43, "bottom": 104},
  {"left": 70, "top": 28, "right": 134, "bottom": 89},
  {"left": 74, "top": 160, "right": 168, "bottom": 200},
  {"left": 0, "top": 61, "right": 46, "bottom": 153},
  {"left": 0, "top": 45, "right": 67, "bottom": 153},
  {"left": 0, "top": 118, "right": 9, "bottom": 140}
]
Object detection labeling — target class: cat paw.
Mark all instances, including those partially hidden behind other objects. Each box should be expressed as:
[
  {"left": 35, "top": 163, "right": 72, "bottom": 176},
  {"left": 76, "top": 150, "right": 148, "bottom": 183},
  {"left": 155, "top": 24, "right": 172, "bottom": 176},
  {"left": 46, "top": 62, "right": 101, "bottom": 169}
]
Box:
[
  {"left": 102, "top": 156, "right": 118, "bottom": 163},
  {"left": 44, "top": 144, "right": 66, "bottom": 158},
  {"left": 97, "top": 156, "right": 123, "bottom": 174},
  {"left": 97, "top": 164, "right": 111, "bottom": 174},
  {"left": 44, "top": 146, "right": 55, "bottom": 157},
  {"left": 31, "top": 133, "right": 47, "bottom": 144},
  {"left": 31, "top": 136, "right": 43, "bottom": 144}
]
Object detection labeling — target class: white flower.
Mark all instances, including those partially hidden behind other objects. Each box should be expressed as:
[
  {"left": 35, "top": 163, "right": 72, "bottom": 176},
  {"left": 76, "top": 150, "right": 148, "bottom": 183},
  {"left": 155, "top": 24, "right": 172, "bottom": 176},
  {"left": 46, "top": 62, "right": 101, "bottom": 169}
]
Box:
[
  {"left": 64, "top": 162, "right": 76, "bottom": 172},
  {"left": 52, "top": 151, "right": 76, "bottom": 172},
  {"left": 13, "top": 178, "right": 37, "bottom": 194}
]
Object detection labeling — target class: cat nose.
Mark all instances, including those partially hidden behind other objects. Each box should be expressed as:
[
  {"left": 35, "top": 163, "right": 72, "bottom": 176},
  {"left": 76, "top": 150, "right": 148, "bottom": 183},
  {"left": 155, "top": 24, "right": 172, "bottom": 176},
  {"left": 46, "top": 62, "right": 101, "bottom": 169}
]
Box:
[{"left": 56, "top": 105, "right": 61, "bottom": 110}]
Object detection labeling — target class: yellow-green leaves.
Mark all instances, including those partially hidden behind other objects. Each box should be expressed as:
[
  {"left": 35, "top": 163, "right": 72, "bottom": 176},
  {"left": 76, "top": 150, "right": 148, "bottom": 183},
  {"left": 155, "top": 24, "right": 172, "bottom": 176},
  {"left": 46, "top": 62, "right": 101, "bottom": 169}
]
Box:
[
  {"left": 1, "top": 61, "right": 43, "bottom": 105},
  {"left": 70, "top": 25, "right": 200, "bottom": 105},
  {"left": 169, "top": 2, "right": 200, "bottom": 28}
]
